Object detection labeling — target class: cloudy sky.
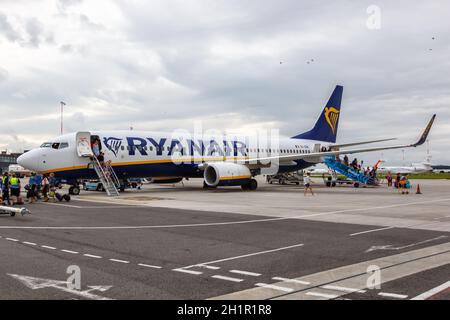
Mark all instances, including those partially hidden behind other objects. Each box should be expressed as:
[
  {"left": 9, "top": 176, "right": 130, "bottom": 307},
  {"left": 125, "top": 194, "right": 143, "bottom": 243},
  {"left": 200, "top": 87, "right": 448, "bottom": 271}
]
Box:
[{"left": 0, "top": 0, "right": 449, "bottom": 165}]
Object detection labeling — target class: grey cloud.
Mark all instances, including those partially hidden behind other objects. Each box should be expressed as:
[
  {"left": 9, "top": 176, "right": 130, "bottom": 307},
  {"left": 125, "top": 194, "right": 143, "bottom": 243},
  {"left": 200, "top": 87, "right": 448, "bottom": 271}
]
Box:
[
  {"left": 0, "top": 13, "right": 22, "bottom": 42},
  {"left": 1, "top": 0, "right": 449, "bottom": 165}
]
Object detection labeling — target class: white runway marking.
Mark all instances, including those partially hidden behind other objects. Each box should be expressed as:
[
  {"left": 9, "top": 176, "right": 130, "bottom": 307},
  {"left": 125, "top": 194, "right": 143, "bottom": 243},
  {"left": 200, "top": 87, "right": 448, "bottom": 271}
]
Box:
[
  {"left": 61, "top": 249, "right": 78, "bottom": 254},
  {"left": 411, "top": 281, "right": 450, "bottom": 300},
  {"left": 138, "top": 263, "right": 162, "bottom": 269},
  {"left": 272, "top": 277, "right": 310, "bottom": 285},
  {"left": 2, "top": 197, "right": 450, "bottom": 230},
  {"left": 197, "top": 265, "right": 220, "bottom": 270},
  {"left": 40, "top": 202, "right": 84, "bottom": 208},
  {"left": 22, "top": 241, "right": 37, "bottom": 246},
  {"left": 305, "top": 291, "right": 338, "bottom": 299},
  {"left": 84, "top": 254, "right": 102, "bottom": 259},
  {"left": 0, "top": 217, "right": 286, "bottom": 229},
  {"left": 212, "top": 275, "right": 244, "bottom": 283},
  {"left": 6, "top": 238, "right": 19, "bottom": 242},
  {"left": 378, "top": 292, "right": 408, "bottom": 299},
  {"left": 8, "top": 273, "right": 113, "bottom": 300},
  {"left": 365, "top": 235, "right": 448, "bottom": 253},
  {"left": 41, "top": 245, "right": 56, "bottom": 250},
  {"left": 255, "top": 283, "right": 293, "bottom": 293},
  {"left": 181, "top": 243, "right": 304, "bottom": 269},
  {"left": 109, "top": 258, "right": 130, "bottom": 264},
  {"left": 350, "top": 226, "right": 395, "bottom": 236},
  {"left": 229, "top": 270, "right": 261, "bottom": 277},
  {"left": 321, "top": 285, "right": 366, "bottom": 293},
  {"left": 172, "top": 268, "right": 202, "bottom": 275}
]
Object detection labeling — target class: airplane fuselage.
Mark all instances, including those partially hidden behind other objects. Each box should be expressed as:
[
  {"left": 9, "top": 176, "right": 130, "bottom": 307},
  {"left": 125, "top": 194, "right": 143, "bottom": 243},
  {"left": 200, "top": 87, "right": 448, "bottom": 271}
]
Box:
[{"left": 18, "top": 130, "right": 324, "bottom": 184}]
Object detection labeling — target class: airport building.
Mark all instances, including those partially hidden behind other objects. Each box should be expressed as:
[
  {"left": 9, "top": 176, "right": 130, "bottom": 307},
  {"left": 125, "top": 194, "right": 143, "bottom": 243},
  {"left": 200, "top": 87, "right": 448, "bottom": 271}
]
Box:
[{"left": 0, "top": 151, "right": 23, "bottom": 173}]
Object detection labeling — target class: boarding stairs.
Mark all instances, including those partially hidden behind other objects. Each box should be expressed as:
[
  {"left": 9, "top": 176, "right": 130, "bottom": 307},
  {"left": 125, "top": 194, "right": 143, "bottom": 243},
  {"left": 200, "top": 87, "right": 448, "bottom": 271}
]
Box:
[
  {"left": 91, "top": 156, "right": 121, "bottom": 196},
  {"left": 323, "top": 156, "right": 376, "bottom": 186}
]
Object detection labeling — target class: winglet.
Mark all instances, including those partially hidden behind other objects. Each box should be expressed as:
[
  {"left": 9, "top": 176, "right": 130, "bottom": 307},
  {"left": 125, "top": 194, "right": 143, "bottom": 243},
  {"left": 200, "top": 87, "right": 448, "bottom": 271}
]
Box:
[{"left": 413, "top": 114, "right": 436, "bottom": 147}]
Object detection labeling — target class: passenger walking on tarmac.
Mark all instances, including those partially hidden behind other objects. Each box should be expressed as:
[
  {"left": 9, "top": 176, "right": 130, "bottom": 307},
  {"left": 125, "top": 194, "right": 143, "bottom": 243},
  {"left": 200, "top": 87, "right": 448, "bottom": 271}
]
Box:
[
  {"left": 394, "top": 173, "right": 401, "bottom": 188},
  {"left": 303, "top": 172, "right": 314, "bottom": 196},
  {"left": 27, "top": 173, "right": 37, "bottom": 204},
  {"left": 9, "top": 173, "right": 21, "bottom": 205},
  {"left": 386, "top": 172, "right": 393, "bottom": 187},
  {"left": 48, "top": 173, "right": 57, "bottom": 202},
  {"left": 2, "top": 172, "right": 11, "bottom": 205},
  {"left": 399, "top": 175, "right": 410, "bottom": 194},
  {"left": 42, "top": 173, "right": 49, "bottom": 202},
  {"left": 34, "top": 173, "right": 43, "bottom": 199}
]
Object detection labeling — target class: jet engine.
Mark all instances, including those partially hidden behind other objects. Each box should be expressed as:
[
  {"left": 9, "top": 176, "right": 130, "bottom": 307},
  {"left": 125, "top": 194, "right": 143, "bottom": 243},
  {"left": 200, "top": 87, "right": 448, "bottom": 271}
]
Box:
[{"left": 203, "top": 162, "right": 254, "bottom": 188}]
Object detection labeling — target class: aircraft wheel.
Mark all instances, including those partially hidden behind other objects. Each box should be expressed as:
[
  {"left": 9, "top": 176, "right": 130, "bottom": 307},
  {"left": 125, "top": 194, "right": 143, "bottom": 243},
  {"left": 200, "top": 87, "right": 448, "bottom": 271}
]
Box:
[
  {"left": 10, "top": 212, "right": 15, "bottom": 217},
  {"left": 354, "top": 182, "right": 360, "bottom": 188}
]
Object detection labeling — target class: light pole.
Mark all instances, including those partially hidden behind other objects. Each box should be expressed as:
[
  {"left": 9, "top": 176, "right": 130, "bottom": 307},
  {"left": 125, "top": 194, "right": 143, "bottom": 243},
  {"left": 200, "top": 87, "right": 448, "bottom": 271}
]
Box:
[{"left": 60, "top": 101, "right": 66, "bottom": 134}]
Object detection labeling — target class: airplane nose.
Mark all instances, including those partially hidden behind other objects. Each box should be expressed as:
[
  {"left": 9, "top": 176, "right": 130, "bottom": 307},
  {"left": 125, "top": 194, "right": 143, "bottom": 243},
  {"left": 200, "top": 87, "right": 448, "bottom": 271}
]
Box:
[{"left": 17, "top": 151, "right": 39, "bottom": 172}]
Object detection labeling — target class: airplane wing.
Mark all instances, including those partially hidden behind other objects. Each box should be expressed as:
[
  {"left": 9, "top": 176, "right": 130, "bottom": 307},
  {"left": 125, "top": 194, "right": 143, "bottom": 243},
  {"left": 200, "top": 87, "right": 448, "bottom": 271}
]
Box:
[
  {"left": 238, "top": 114, "right": 436, "bottom": 165},
  {"left": 331, "top": 138, "right": 397, "bottom": 149}
]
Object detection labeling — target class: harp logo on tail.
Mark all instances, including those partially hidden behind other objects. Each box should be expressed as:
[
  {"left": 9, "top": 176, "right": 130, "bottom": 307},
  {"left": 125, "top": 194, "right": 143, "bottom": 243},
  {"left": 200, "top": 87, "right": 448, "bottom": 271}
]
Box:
[
  {"left": 324, "top": 107, "right": 340, "bottom": 134},
  {"left": 103, "top": 137, "right": 122, "bottom": 157}
]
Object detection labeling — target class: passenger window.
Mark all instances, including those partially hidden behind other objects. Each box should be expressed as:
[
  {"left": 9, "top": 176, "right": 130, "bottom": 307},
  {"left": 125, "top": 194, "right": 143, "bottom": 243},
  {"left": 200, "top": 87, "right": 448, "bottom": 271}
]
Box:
[
  {"left": 121, "top": 146, "right": 125, "bottom": 151},
  {"left": 150, "top": 146, "right": 153, "bottom": 151}
]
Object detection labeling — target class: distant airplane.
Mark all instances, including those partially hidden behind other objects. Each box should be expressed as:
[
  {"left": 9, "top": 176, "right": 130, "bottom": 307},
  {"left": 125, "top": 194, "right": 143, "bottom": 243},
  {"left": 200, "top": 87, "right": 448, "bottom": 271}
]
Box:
[
  {"left": 374, "top": 158, "right": 433, "bottom": 174},
  {"left": 17, "top": 85, "right": 436, "bottom": 193}
]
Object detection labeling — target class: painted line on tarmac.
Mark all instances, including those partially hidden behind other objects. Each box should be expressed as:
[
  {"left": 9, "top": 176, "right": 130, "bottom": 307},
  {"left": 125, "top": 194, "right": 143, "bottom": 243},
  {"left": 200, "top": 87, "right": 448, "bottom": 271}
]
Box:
[
  {"left": 109, "top": 258, "right": 130, "bottom": 264},
  {"left": 230, "top": 270, "right": 261, "bottom": 277},
  {"left": 349, "top": 226, "right": 395, "bottom": 236},
  {"left": 212, "top": 275, "right": 244, "bottom": 283},
  {"left": 305, "top": 291, "right": 338, "bottom": 299},
  {"left": 181, "top": 243, "right": 304, "bottom": 270},
  {"left": 255, "top": 283, "right": 294, "bottom": 293},
  {"left": 378, "top": 292, "right": 408, "bottom": 299},
  {"left": 172, "top": 268, "right": 203, "bottom": 275},
  {"left": 22, "top": 241, "right": 37, "bottom": 246},
  {"left": 272, "top": 277, "right": 310, "bottom": 285},
  {"left": 138, "top": 263, "right": 162, "bottom": 269},
  {"left": 321, "top": 285, "right": 366, "bottom": 293},
  {"left": 84, "top": 254, "right": 102, "bottom": 259},
  {"left": 0, "top": 217, "right": 287, "bottom": 230},
  {"left": 61, "top": 249, "right": 78, "bottom": 254},
  {"left": 411, "top": 281, "right": 450, "bottom": 300},
  {"left": 2, "top": 197, "right": 450, "bottom": 230},
  {"left": 41, "top": 245, "right": 57, "bottom": 250}
]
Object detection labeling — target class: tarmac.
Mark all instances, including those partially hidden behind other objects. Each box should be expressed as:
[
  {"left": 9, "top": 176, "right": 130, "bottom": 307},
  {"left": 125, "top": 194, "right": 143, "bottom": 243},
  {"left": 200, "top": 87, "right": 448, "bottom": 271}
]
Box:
[{"left": 0, "top": 177, "right": 449, "bottom": 300}]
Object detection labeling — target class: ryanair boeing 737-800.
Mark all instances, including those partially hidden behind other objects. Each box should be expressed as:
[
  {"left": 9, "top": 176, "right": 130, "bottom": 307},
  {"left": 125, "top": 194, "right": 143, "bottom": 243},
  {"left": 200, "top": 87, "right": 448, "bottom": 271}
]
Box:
[{"left": 17, "top": 85, "right": 436, "bottom": 193}]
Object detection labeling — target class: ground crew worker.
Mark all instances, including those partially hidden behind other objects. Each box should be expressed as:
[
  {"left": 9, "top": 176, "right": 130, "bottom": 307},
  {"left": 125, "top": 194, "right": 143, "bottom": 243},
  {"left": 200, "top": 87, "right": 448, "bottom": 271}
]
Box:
[
  {"left": 42, "top": 174, "right": 49, "bottom": 202},
  {"left": 2, "top": 172, "right": 11, "bottom": 205},
  {"left": 10, "top": 173, "right": 21, "bottom": 204}
]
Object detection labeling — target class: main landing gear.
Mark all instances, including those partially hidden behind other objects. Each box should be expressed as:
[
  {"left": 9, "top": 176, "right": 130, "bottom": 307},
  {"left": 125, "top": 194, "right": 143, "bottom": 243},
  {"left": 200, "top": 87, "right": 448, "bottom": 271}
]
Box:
[{"left": 241, "top": 179, "right": 258, "bottom": 191}]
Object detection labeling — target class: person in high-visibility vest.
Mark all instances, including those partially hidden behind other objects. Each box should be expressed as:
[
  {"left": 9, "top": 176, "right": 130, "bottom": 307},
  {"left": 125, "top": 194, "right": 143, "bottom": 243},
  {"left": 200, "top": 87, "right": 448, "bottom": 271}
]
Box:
[
  {"left": 2, "top": 172, "right": 11, "bottom": 205},
  {"left": 9, "top": 173, "right": 21, "bottom": 204}
]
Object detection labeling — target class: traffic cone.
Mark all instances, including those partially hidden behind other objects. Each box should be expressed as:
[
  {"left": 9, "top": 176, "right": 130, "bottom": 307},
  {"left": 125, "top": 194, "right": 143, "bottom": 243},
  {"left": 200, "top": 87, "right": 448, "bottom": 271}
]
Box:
[{"left": 416, "top": 184, "right": 422, "bottom": 194}]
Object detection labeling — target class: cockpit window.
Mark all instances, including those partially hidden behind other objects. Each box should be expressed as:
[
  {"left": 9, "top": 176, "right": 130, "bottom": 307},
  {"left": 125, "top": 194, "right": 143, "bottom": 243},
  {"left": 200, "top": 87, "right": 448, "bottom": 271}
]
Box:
[
  {"left": 59, "top": 142, "right": 69, "bottom": 149},
  {"left": 40, "top": 142, "right": 52, "bottom": 148},
  {"left": 52, "top": 143, "right": 60, "bottom": 149}
]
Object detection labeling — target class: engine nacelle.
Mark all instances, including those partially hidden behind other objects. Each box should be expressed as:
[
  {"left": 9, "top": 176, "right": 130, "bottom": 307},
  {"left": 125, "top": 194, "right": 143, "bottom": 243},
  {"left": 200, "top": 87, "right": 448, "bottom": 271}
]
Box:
[{"left": 204, "top": 162, "right": 251, "bottom": 187}]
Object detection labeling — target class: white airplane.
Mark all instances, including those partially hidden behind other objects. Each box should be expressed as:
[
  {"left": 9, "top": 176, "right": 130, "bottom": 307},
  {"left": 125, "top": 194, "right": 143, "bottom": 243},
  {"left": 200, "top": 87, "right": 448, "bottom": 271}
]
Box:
[
  {"left": 375, "top": 158, "right": 433, "bottom": 174},
  {"left": 17, "top": 85, "right": 436, "bottom": 194}
]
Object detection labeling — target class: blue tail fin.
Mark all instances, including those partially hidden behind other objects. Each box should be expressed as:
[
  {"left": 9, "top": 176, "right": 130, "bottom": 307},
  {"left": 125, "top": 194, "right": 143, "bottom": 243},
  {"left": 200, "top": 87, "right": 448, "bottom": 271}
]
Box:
[{"left": 292, "top": 85, "right": 343, "bottom": 143}]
